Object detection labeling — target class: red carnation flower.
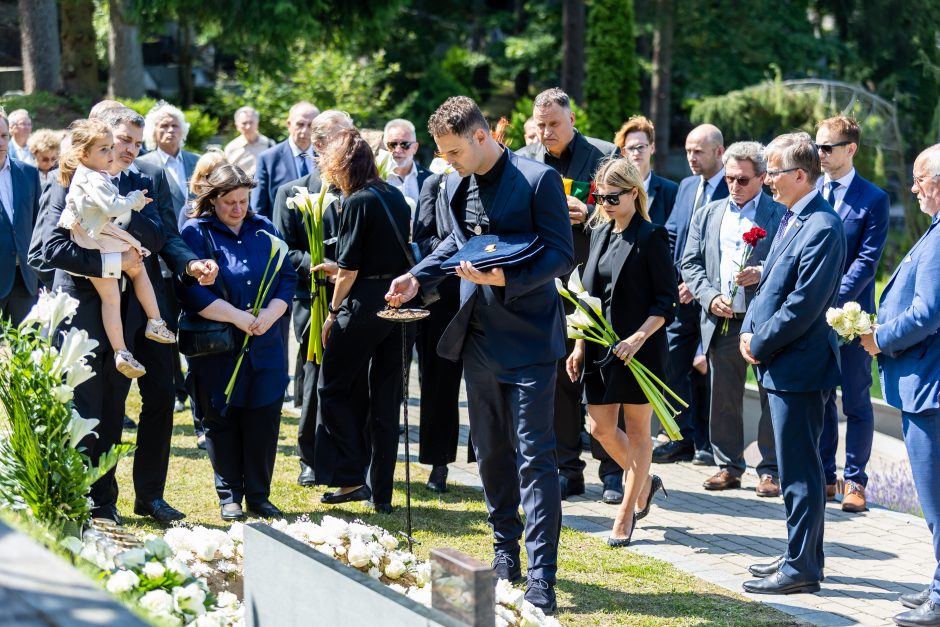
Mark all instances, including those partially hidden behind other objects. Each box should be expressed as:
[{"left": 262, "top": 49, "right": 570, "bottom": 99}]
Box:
[{"left": 742, "top": 226, "right": 767, "bottom": 248}]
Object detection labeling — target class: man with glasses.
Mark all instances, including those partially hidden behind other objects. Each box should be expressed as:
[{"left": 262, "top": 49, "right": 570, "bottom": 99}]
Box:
[
  {"left": 383, "top": 118, "right": 430, "bottom": 207},
  {"left": 681, "top": 142, "right": 783, "bottom": 496},
  {"left": 740, "top": 132, "right": 845, "bottom": 595},
  {"left": 516, "top": 87, "right": 618, "bottom": 500},
  {"left": 815, "top": 116, "right": 890, "bottom": 514},
  {"left": 252, "top": 100, "right": 320, "bottom": 218},
  {"left": 658, "top": 124, "right": 728, "bottom": 466}
]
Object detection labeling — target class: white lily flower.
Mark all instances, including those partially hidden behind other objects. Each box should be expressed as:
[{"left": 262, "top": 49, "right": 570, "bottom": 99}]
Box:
[
  {"left": 554, "top": 277, "right": 569, "bottom": 297},
  {"left": 580, "top": 294, "right": 604, "bottom": 317},
  {"left": 566, "top": 326, "right": 588, "bottom": 340},
  {"left": 52, "top": 384, "right": 73, "bottom": 403},
  {"left": 64, "top": 358, "right": 94, "bottom": 388},
  {"left": 567, "top": 308, "right": 594, "bottom": 330},
  {"left": 20, "top": 288, "right": 79, "bottom": 332},
  {"left": 105, "top": 569, "right": 140, "bottom": 593},
  {"left": 566, "top": 266, "right": 586, "bottom": 296},
  {"left": 139, "top": 589, "right": 174, "bottom": 615},
  {"left": 54, "top": 327, "right": 99, "bottom": 376},
  {"left": 172, "top": 582, "right": 207, "bottom": 616},
  {"left": 375, "top": 150, "right": 394, "bottom": 179},
  {"left": 428, "top": 157, "right": 454, "bottom": 175},
  {"left": 66, "top": 410, "right": 99, "bottom": 449}
]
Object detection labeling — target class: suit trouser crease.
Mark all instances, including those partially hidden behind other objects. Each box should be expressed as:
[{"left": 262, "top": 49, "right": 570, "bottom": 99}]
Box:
[
  {"left": 902, "top": 412, "right": 940, "bottom": 604},
  {"left": 554, "top": 336, "right": 586, "bottom": 481},
  {"left": 132, "top": 331, "right": 176, "bottom": 501},
  {"left": 820, "top": 341, "right": 875, "bottom": 486}
]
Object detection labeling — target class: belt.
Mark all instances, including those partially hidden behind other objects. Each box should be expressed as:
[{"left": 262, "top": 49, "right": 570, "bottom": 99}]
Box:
[
  {"left": 731, "top": 312, "right": 746, "bottom": 320},
  {"left": 360, "top": 273, "right": 397, "bottom": 280}
]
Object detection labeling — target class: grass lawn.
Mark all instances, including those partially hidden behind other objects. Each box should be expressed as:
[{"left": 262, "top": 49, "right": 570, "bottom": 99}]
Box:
[{"left": 116, "top": 387, "right": 797, "bottom": 626}]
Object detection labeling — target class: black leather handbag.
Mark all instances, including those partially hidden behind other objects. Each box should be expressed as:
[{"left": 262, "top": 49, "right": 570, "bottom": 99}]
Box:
[{"left": 177, "top": 224, "right": 238, "bottom": 357}]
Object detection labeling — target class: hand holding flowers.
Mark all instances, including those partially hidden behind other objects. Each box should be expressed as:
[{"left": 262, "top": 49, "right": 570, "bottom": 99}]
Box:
[
  {"left": 826, "top": 301, "right": 877, "bottom": 342},
  {"left": 720, "top": 226, "right": 766, "bottom": 334}
]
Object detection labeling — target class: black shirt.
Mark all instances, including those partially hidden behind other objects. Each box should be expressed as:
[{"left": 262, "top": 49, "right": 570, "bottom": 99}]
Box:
[
  {"left": 459, "top": 149, "right": 509, "bottom": 238},
  {"left": 597, "top": 227, "right": 626, "bottom": 320},
  {"left": 544, "top": 142, "right": 573, "bottom": 178},
  {"left": 336, "top": 182, "right": 412, "bottom": 277}
]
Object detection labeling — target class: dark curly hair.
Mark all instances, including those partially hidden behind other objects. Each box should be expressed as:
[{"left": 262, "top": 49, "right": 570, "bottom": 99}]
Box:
[{"left": 320, "top": 127, "right": 380, "bottom": 197}]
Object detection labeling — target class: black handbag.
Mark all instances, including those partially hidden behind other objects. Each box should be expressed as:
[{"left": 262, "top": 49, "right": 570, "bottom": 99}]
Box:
[{"left": 177, "top": 224, "right": 238, "bottom": 357}]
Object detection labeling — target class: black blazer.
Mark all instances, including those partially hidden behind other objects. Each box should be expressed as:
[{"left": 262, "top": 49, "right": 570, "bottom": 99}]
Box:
[
  {"left": 646, "top": 172, "right": 679, "bottom": 227},
  {"left": 581, "top": 217, "right": 678, "bottom": 357}
]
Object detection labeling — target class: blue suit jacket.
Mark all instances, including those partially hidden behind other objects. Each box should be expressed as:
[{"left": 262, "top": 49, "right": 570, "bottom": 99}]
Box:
[
  {"left": 666, "top": 174, "right": 729, "bottom": 276},
  {"left": 0, "top": 159, "right": 41, "bottom": 297},
  {"left": 823, "top": 173, "right": 890, "bottom": 310},
  {"left": 875, "top": 217, "right": 940, "bottom": 414},
  {"left": 411, "top": 148, "right": 574, "bottom": 371},
  {"left": 252, "top": 141, "right": 319, "bottom": 219},
  {"left": 742, "top": 193, "right": 846, "bottom": 392},
  {"left": 647, "top": 172, "right": 679, "bottom": 227}
]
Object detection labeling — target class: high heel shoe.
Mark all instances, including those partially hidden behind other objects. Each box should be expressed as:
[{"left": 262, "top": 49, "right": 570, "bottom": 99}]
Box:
[
  {"left": 635, "top": 475, "right": 667, "bottom": 521},
  {"left": 608, "top": 513, "right": 637, "bottom": 547}
]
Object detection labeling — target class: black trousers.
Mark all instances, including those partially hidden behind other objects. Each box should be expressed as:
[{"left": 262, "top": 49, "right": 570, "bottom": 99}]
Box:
[
  {"left": 554, "top": 336, "right": 586, "bottom": 482},
  {"left": 130, "top": 327, "right": 176, "bottom": 501},
  {"left": 162, "top": 278, "right": 187, "bottom": 402},
  {"left": 0, "top": 272, "right": 36, "bottom": 326},
  {"left": 416, "top": 278, "right": 463, "bottom": 466},
  {"left": 315, "top": 280, "right": 407, "bottom": 506},
  {"left": 201, "top": 397, "right": 281, "bottom": 506}
]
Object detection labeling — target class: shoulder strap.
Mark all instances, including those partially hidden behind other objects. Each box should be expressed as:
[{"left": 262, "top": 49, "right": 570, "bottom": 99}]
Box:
[
  {"left": 368, "top": 186, "right": 416, "bottom": 266},
  {"left": 198, "top": 222, "right": 231, "bottom": 303}
]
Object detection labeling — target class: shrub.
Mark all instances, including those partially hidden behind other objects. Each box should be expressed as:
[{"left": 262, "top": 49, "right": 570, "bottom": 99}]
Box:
[
  {"left": 0, "top": 92, "right": 90, "bottom": 129},
  {"left": 121, "top": 98, "right": 220, "bottom": 152}
]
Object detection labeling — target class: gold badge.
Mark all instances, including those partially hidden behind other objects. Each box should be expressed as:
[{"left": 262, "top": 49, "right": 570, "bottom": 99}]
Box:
[{"left": 484, "top": 244, "right": 497, "bottom": 253}]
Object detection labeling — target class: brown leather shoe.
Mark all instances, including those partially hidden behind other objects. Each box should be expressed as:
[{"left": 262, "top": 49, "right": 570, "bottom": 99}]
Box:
[
  {"left": 825, "top": 483, "right": 837, "bottom": 500},
  {"left": 842, "top": 480, "right": 867, "bottom": 512},
  {"left": 755, "top": 474, "right": 780, "bottom": 497},
  {"left": 703, "top": 469, "right": 741, "bottom": 491}
]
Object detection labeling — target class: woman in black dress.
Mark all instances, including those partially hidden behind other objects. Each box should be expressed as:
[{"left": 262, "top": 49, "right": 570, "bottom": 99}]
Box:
[
  {"left": 565, "top": 158, "right": 678, "bottom": 546},
  {"left": 312, "top": 128, "right": 414, "bottom": 514}
]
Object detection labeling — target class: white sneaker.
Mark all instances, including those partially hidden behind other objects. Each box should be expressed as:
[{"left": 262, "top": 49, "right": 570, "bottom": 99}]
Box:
[
  {"left": 145, "top": 318, "right": 176, "bottom": 344},
  {"left": 115, "top": 350, "right": 146, "bottom": 378}
]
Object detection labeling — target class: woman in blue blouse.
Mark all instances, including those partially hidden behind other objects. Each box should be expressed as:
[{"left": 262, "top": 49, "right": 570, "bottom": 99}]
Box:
[{"left": 177, "top": 164, "right": 297, "bottom": 521}]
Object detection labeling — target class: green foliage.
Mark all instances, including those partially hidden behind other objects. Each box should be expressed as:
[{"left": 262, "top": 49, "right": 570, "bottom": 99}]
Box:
[
  {"left": 121, "top": 98, "right": 219, "bottom": 151},
  {"left": 0, "top": 92, "right": 89, "bottom": 129},
  {"left": 584, "top": 0, "right": 641, "bottom": 138}
]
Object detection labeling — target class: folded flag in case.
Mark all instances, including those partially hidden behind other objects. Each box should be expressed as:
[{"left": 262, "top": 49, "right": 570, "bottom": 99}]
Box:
[
  {"left": 441, "top": 233, "right": 544, "bottom": 273},
  {"left": 563, "top": 178, "right": 593, "bottom": 203}
]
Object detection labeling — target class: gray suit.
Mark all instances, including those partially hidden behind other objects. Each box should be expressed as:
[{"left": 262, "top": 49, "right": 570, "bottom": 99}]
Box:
[{"left": 681, "top": 192, "right": 784, "bottom": 478}]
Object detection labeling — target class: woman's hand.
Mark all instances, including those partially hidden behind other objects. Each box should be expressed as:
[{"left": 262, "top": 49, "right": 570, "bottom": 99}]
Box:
[
  {"left": 614, "top": 331, "right": 647, "bottom": 365},
  {"left": 313, "top": 261, "right": 339, "bottom": 283},
  {"left": 566, "top": 343, "right": 584, "bottom": 383},
  {"left": 321, "top": 314, "right": 336, "bottom": 348},
  {"left": 249, "top": 306, "right": 282, "bottom": 336},
  {"left": 232, "top": 310, "right": 257, "bottom": 335}
]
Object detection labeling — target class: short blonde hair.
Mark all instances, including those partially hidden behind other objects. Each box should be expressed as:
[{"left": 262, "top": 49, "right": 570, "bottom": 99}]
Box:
[
  {"left": 190, "top": 149, "right": 228, "bottom": 196},
  {"left": 27, "top": 129, "right": 63, "bottom": 156},
  {"left": 588, "top": 158, "right": 650, "bottom": 228}
]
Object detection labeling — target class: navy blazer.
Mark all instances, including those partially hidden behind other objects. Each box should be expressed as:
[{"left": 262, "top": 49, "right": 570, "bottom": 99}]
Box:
[
  {"left": 0, "top": 158, "right": 41, "bottom": 297},
  {"left": 822, "top": 173, "right": 889, "bottom": 311},
  {"left": 742, "top": 193, "right": 846, "bottom": 392},
  {"left": 875, "top": 216, "right": 940, "bottom": 414},
  {"left": 135, "top": 149, "right": 199, "bottom": 222},
  {"left": 646, "top": 172, "right": 679, "bottom": 227},
  {"left": 665, "top": 174, "right": 729, "bottom": 276},
  {"left": 411, "top": 148, "right": 574, "bottom": 370},
  {"left": 252, "top": 141, "right": 320, "bottom": 219}
]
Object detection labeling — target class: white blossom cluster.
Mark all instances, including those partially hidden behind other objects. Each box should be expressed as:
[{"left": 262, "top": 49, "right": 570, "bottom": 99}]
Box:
[{"left": 826, "top": 301, "right": 876, "bottom": 342}]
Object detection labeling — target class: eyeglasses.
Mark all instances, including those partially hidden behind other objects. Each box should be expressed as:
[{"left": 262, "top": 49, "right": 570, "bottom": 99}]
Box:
[
  {"left": 386, "top": 141, "right": 414, "bottom": 150},
  {"left": 913, "top": 174, "right": 938, "bottom": 188},
  {"left": 622, "top": 143, "right": 649, "bottom": 154},
  {"left": 765, "top": 167, "right": 799, "bottom": 179},
  {"left": 724, "top": 175, "right": 760, "bottom": 187},
  {"left": 594, "top": 189, "right": 632, "bottom": 205},
  {"left": 816, "top": 141, "right": 852, "bottom": 154}
]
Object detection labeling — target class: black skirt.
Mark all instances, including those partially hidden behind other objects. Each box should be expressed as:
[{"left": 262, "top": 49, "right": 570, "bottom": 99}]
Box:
[{"left": 581, "top": 328, "right": 669, "bottom": 405}]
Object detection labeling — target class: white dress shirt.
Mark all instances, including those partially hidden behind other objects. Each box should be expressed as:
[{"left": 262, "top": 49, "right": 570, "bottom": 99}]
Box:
[
  {"left": 718, "top": 196, "right": 758, "bottom": 313},
  {"left": 819, "top": 167, "right": 855, "bottom": 212},
  {"left": 388, "top": 161, "right": 420, "bottom": 205},
  {"left": 0, "top": 158, "right": 13, "bottom": 223},
  {"left": 10, "top": 141, "right": 35, "bottom": 166},
  {"left": 157, "top": 147, "right": 188, "bottom": 199},
  {"left": 642, "top": 171, "right": 652, "bottom": 194},
  {"left": 288, "top": 138, "right": 312, "bottom": 177}
]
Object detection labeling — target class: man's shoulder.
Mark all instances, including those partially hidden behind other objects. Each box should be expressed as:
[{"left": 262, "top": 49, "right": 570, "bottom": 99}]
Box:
[
  {"left": 677, "top": 175, "right": 699, "bottom": 194},
  {"left": 579, "top": 133, "right": 617, "bottom": 156},
  {"left": 275, "top": 172, "right": 321, "bottom": 202},
  {"left": 651, "top": 172, "right": 678, "bottom": 193},
  {"left": 509, "top": 150, "right": 557, "bottom": 182},
  {"left": 225, "top": 135, "right": 247, "bottom": 151},
  {"left": 258, "top": 140, "right": 289, "bottom": 164},
  {"left": 515, "top": 143, "right": 540, "bottom": 159},
  {"left": 850, "top": 172, "right": 890, "bottom": 203},
  {"left": 135, "top": 152, "right": 161, "bottom": 172}
]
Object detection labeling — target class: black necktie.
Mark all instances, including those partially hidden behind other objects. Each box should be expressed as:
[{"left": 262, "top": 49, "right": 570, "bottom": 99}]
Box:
[
  {"left": 298, "top": 153, "right": 310, "bottom": 178},
  {"left": 111, "top": 175, "right": 121, "bottom": 188},
  {"left": 694, "top": 178, "right": 708, "bottom": 210}
]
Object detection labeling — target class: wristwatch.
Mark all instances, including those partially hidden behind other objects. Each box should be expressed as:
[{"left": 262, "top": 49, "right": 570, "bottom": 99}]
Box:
[{"left": 328, "top": 304, "right": 339, "bottom": 316}]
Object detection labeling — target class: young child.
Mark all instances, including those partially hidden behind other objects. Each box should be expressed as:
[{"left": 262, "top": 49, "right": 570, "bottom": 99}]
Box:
[{"left": 57, "top": 119, "right": 175, "bottom": 379}]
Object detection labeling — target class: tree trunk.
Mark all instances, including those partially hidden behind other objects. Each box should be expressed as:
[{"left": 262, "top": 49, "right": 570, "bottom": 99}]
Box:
[
  {"left": 18, "top": 0, "right": 62, "bottom": 94},
  {"left": 60, "top": 0, "right": 100, "bottom": 98},
  {"left": 178, "top": 18, "right": 194, "bottom": 107},
  {"left": 108, "top": 0, "right": 145, "bottom": 99},
  {"left": 561, "top": 0, "right": 585, "bottom": 104},
  {"left": 650, "top": 0, "right": 673, "bottom": 164}
]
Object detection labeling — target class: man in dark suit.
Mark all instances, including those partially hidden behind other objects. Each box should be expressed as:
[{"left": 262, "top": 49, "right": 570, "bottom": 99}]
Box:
[
  {"left": 0, "top": 111, "right": 41, "bottom": 324},
  {"left": 272, "top": 109, "right": 351, "bottom": 487},
  {"left": 681, "top": 142, "right": 783, "bottom": 497},
  {"left": 387, "top": 96, "right": 573, "bottom": 614},
  {"left": 252, "top": 101, "right": 320, "bottom": 218},
  {"left": 740, "top": 132, "right": 845, "bottom": 594},
  {"left": 516, "top": 87, "right": 617, "bottom": 500},
  {"left": 861, "top": 144, "right": 940, "bottom": 626},
  {"left": 136, "top": 102, "right": 200, "bottom": 221},
  {"left": 658, "top": 124, "right": 728, "bottom": 465},
  {"left": 814, "top": 116, "right": 890, "bottom": 513}
]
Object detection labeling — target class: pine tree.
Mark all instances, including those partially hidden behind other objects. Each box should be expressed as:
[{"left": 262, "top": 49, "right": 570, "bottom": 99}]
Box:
[{"left": 584, "top": 0, "right": 641, "bottom": 138}]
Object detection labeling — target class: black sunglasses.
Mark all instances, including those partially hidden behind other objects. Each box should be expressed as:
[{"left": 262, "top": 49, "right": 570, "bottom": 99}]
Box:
[
  {"left": 386, "top": 141, "right": 414, "bottom": 150},
  {"left": 724, "top": 175, "right": 760, "bottom": 187},
  {"left": 816, "top": 141, "right": 852, "bottom": 154},
  {"left": 594, "top": 189, "right": 632, "bottom": 206}
]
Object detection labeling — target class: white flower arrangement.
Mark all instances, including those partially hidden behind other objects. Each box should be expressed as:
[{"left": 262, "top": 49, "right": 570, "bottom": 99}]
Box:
[{"left": 826, "top": 301, "right": 877, "bottom": 342}]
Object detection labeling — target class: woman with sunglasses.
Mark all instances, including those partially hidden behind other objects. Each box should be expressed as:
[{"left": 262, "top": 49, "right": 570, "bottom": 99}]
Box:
[{"left": 565, "top": 158, "right": 678, "bottom": 546}]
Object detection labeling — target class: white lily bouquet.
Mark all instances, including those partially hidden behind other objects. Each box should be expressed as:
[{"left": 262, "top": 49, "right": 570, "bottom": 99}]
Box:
[
  {"left": 826, "top": 301, "right": 876, "bottom": 342},
  {"left": 556, "top": 269, "right": 686, "bottom": 441},
  {"left": 0, "top": 289, "right": 133, "bottom": 537}
]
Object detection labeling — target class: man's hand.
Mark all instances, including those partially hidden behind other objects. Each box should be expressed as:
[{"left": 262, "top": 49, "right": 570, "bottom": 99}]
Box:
[
  {"left": 709, "top": 295, "right": 733, "bottom": 318},
  {"left": 187, "top": 259, "right": 219, "bottom": 286},
  {"left": 860, "top": 327, "right": 881, "bottom": 356},
  {"left": 739, "top": 332, "right": 760, "bottom": 365},
  {"left": 567, "top": 196, "right": 588, "bottom": 224},
  {"left": 735, "top": 266, "right": 761, "bottom": 287},
  {"left": 455, "top": 261, "right": 505, "bottom": 286},
  {"left": 678, "top": 282, "right": 694, "bottom": 305},
  {"left": 385, "top": 273, "right": 420, "bottom": 307},
  {"left": 120, "top": 249, "right": 143, "bottom": 272}
]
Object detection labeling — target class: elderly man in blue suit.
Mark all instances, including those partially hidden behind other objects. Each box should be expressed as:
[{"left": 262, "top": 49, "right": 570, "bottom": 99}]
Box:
[
  {"left": 0, "top": 110, "right": 41, "bottom": 324},
  {"left": 251, "top": 101, "right": 320, "bottom": 218},
  {"left": 860, "top": 145, "right": 940, "bottom": 627},
  {"left": 387, "top": 96, "right": 573, "bottom": 614},
  {"left": 815, "top": 115, "right": 890, "bottom": 513},
  {"left": 739, "top": 132, "right": 845, "bottom": 595}
]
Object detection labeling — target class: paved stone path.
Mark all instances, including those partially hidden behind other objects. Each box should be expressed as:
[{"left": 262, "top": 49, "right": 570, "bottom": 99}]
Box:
[{"left": 396, "top": 369, "right": 933, "bottom": 627}]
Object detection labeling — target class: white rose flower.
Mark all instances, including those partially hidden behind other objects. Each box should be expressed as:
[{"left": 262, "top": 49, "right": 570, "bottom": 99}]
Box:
[
  {"left": 144, "top": 537, "right": 173, "bottom": 560},
  {"left": 163, "top": 528, "right": 191, "bottom": 552},
  {"left": 495, "top": 617, "right": 510, "bottom": 627},
  {"left": 216, "top": 591, "right": 239, "bottom": 609},
  {"left": 320, "top": 516, "right": 349, "bottom": 539},
  {"left": 388, "top": 583, "right": 408, "bottom": 595},
  {"left": 315, "top": 543, "right": 334, "bottom": 557},
  {"left": 854, "top": 315, "right": 872, "bottom": 336},
  {"left": 190, "top": 561, "right": 211, "bottom": 578},
  {"left": 105, "top": 569, "right": 140, "bottom": 594},
  {"left": 227, "top": 521, "right": 245, "bottom": 542},
  {"left": 378, "top": 534, "right": 398, "bottom": 551},
  {"left": 520, "top": 610, "right": 542, "bottom": 627},
  {"left": 193, "top": 612, "right": 228, "bottom": 627},
  {"left": 415, "top": 562, "right": 431, "bottom": 587},
  {"left": 368, "top": 566, "right": 382, "bottom": 579},
  {"left": 406, "top": 585, "right": 432, "bottom": 606},
  {"left": 165, "top": 558, "right": 192, "bottom": 578},
  {"left": 142, "top": 561, "right": 166, "bottom": 579},
  {"left": 139, "top": 589, "right": 174, "bottom": 614},
  {"left": 825, "top": 308, "right": 844, "bottom": 327},
  {"left": 270, "top": 519, "right": 289, "bottom": 531},
  {"left": 173, "top": 583, "right": 207, "bottom": 616},
  {"left": 114, "top": 548, "right": 147, "bottom": 569},
  {"left": 384, "top": 559, "right": 406, "bottom": 579},
  {"left": 495, "top": 579, "right": 525, "bottom": 608},
  {"left": 347, "top": 541, "right": 372, "bottom": 568},
  {"left": 843, "top": 301, "right": 862, "bottom": 314}
]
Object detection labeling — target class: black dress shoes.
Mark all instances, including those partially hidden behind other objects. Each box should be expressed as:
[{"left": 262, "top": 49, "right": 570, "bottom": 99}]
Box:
[
  {"left": 134, "top": 498, "right": 186, "bottom": 523},
  {"left": 524, "top": 578, "right": 557, "bottom": 615},
  {"left": 896, "top": 600, "right": 940, "bottom": 626},
  {"left": 651, "top": 439, "right": 694, "bottom": 463},
  {"left": 247, "top": 501, "right": 284, "bottom": 518},
  {"left": 608, "top": 513, "right": 637, "bottom": 548},
  {"left": 427, "top": 465, "right": 448, "bottom": 493},
  {"left": 748, "top": 555, "right": 785, "bottom": 578},
  {"left": 492, "top": 550, "right": 523, "bottom": 584},
  {"left": 901, "top": 587, "right": 932, "bottom": 609},
  {"left": 321, "top": 485, "right": 372, "bottom": 505},
  {"left": 297, "top": 463, "right": 316, "bottom": 487},
  {"left": 743, "top": 571, "right": 820, "bottom": 595},
  {"left": 91, "top": 504, "right": 122, "bottom": 525},
  {"left": 559, "top": 475, "right": 585, "bottom": 500},
  {"left": 635, "top": 475, "right": 667, "bottom": 520},
  {"left": 692, "top": 448, "right": 716, "bottom": 466},
  {"left": 220, "top": 503, "right": 246, "bottom": 521},
  {"left": 601, "top": 473, "right": 624, "bottom": 504},
  {"left": 373, "top": 503, "right": 394, "bottom": 514}
]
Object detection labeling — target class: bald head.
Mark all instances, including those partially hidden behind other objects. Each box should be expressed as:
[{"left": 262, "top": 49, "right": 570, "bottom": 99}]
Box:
[{"left": 685, "top": 124, "right": 725, "bottom": 178}]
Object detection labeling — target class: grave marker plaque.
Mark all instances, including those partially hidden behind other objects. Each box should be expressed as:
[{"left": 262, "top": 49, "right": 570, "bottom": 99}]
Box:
[{"left": 431, "top": 548, "right": 494, "bottom": 627}]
